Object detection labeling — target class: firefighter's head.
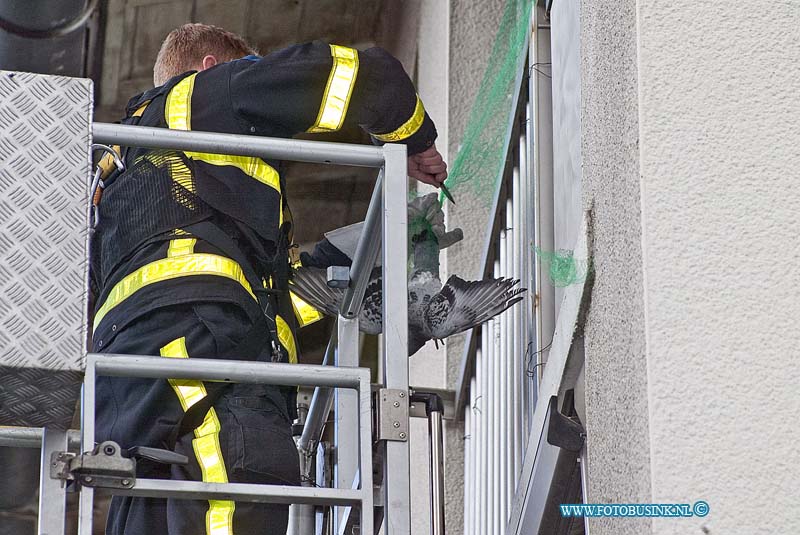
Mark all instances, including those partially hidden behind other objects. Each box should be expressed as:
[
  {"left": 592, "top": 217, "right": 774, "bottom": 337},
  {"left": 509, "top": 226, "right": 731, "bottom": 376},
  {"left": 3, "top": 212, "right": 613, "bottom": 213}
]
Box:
[{"left": 154, "top": 23, "right": 258, "bottom": 86}]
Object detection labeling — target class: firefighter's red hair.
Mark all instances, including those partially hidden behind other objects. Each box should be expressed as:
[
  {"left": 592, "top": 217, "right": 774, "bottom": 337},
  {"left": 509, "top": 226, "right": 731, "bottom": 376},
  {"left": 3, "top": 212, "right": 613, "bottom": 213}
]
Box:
[{"left": 153, "top": 23, "right": 257, "bottom": 86}]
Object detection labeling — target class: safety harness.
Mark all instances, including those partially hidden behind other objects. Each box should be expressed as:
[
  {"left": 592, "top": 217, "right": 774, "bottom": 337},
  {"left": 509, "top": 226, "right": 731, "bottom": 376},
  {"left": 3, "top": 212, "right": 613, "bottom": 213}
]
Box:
[{"left": 92, "top": 73, "right": 318, "bottom": 438}]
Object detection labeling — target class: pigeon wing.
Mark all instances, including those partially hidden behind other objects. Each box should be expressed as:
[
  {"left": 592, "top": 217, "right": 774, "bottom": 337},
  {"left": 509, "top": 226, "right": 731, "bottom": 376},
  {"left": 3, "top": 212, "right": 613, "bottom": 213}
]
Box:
[
  {"left": 408, "top": 325, "right": 430, "bottom": 356},
  {"left": 290, "top": 266, "right": 344, "bottom": 317},
  {"left": 424, "top": 276, "right": 525, "bottom": 339},
  {"left": 358, "top": 273, "right": 384, "bottom": 334},
  {"left": 291, "top": 266, "right": 384, "bottom": 335}
]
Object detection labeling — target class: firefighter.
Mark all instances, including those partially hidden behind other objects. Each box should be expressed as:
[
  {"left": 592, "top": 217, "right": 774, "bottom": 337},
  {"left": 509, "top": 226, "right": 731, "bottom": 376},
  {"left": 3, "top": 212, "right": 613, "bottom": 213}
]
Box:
[{"left": 91, "top": 23, "right": 447, "bottom": 535}]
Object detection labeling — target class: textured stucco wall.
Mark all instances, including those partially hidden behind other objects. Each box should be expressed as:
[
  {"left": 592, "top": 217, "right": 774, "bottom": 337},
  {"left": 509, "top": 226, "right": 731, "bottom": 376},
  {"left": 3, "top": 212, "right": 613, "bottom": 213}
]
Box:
[
  {"left": 445, "top": 0, "right": 507, "bottom": 297},
  {"left": 580, "top": 1, "right": 653, "bottom": 534},
  {"left": 583, "top": 0, "right": 800, "bottom": 533},
  {"left": 445, "top": 0, "right": 506, "bottom": 391},
  {"left": 638, "top": 1, "right": 800, "bottom": 533}
]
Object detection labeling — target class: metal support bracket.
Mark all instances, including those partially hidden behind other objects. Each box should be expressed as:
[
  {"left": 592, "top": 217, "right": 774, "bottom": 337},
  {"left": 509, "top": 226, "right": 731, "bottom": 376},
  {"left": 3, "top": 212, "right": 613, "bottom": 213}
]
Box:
[
  {"left": 327, "top": 266, "right": 351, "bottom": 289},
  {"left": 545, "top": 396, "right": 585, "bottom": 452},
  {"left": 51, "top": 441, "right": 136, "bottom": 489},
  {"left": 374, "top": 389, "right": 409, "bottom": 442}
]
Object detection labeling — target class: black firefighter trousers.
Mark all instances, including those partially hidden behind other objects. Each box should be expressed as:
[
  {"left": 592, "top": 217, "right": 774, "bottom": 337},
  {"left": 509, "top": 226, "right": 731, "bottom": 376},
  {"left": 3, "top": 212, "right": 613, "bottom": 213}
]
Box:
[{"left": 95, "top": 302, "right": 300, "bottom": 535}]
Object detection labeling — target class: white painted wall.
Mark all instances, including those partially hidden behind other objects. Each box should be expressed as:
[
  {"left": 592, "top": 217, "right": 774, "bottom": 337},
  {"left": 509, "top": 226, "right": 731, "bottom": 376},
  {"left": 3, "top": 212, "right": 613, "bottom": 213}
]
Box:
[
  {"left": 550, "top": 0, "right": 582, "bottom": 261},
  {"left": 581, "top": 1, "right": 652, "bottom": 533},
  {"left": 583, "top": 1, "right": 800, "bottom": 533},
  {"left": 637, "top": 1, "right": 800, "bottom": 532}
]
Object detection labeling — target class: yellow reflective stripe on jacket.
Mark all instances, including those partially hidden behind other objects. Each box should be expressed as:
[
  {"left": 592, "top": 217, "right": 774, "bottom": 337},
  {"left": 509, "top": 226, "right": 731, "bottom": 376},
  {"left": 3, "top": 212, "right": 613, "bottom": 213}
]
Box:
[
  {"left": 161, "top": 338, "right": 235, "bottom": 535},
  {"left": 307, "top": 45, "right": 359, "bottom": 133},
  {"left": 93, "top": 254, "right": 256, "bottom": 331},
  {"left": 372, "top": 95, "right": 426, "bottom": 142},
  {"left": 165, "top": 73, "right": 281, "bottom": 195},
  {"left": 291, "top": 291, "right": 323, "bottom": 327},
  {"left": 184, "top": 151, "right": 281, "bottom": 194},
  {"left": 165, "top": 75, "right": 196, "bottom": 131},
  {"left": 275, "top": 315, "right": 298, "bottom": 364}
]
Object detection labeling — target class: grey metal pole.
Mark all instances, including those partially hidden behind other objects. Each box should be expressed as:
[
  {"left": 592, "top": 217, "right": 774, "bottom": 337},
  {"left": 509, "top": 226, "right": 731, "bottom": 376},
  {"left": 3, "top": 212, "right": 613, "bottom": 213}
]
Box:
[
  {"left": 467, "top": 375, "right": 478, "bottom": 535},
  {"left": 499, "top": 223, "right": 509, "bottom": 528},
  {"left": 291, "top": 333, "right": 338, "bottom": 535},
  {"left": 505, "top": 197, "right": 515, "bottom": 513},
  {"left": 476, "top": 347, "right": 486, "bottom": 535},
  {"left": 334, "top": 316, "right": 360, "bottom": 532},
  {"left": 490, "top": 261, "right": 496, "bottom": 535},
  {"left": 91, "top": 353, "right": 363, "bottom": 387},
  {"left": 78, "top": 356, "right": 97, "bottom": 535},
  {"left": 463, "top": 397, "right": 472, "bottom": 535},
  {"left": 512, "top": 162, "right": 523, "bottom": 484},
  {"left": 523, "top": 56, "right": 533, "bottom": 441},
  {"left": 340, "top": 171, "right": 383, "bottom": 318},
  {"left": 0, "top": 427, "right": 81, "bottom": 450},
  {"left": 92, "top": 123, "right": 385, "bottom": 168},
  {"left": 532, "top": 0, "right": 554, "bottom": 404},
  {"left": 480, "top": 334, "right": 489, "bottom": 535},
  {"left": 298, "top": 333, "right": 338, "bottom": 457},
  {"left": 486, "top": 315, "right": 496, "bottom": 535},
  {"left": 410, "top": 392, "right": 446, "bottom": 535},
  {"left": 523, "top": 95, "right": 536, "bottom": 435},
  {"left": 38, "top": 428, "right": 68, "bottom": 535},
  {"left": 111, "top": 479, "right": 364, "bottom": 505},
  {"left": 357, "top": 374, "right": 375, "bottom": 535},
  {"left": 380, "top": 143, "right": 410, "bottom": 535},
  {"left": 317, "top": 443, "right": 330, "bottom": 535},
  {"left": 428, "top": 410, "right": 446, "bottom": 535}
]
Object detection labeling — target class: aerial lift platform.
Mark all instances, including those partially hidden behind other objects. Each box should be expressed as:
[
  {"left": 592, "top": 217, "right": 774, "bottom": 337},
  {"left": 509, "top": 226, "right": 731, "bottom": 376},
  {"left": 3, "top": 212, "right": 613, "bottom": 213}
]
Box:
[{"left": 0, "top": 70, "right": 446, "bottom": 535}]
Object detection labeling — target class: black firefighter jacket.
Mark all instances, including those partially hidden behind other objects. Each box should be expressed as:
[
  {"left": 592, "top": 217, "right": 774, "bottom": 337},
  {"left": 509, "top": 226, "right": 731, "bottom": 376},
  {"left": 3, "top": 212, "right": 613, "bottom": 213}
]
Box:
[{"left": 91, "top": 42, "right": 438, "bottom": 358}]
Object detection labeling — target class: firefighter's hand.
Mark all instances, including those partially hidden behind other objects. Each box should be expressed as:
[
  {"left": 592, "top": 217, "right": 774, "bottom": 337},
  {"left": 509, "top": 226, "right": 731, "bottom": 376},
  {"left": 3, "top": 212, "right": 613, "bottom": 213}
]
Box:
[{"left": 408, "top": 144, "right": 447, "bottom": 187}]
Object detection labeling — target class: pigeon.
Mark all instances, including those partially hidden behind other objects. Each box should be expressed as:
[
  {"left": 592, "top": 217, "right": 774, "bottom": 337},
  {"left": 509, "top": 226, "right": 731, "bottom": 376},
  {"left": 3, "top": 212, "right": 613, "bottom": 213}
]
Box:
[{"left": 291, "top": 193, "right": 525, "bottom": 356}]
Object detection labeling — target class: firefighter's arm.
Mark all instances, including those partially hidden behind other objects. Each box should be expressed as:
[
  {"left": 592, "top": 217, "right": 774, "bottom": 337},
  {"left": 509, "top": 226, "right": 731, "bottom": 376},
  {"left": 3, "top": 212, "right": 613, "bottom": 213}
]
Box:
[{"left": 228, "top": 43, "right": 440, "bottom": 158}]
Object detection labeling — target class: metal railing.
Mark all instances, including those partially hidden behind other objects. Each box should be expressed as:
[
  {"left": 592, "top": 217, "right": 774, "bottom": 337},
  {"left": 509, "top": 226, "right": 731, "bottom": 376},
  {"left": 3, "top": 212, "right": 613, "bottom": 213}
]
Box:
[
  {"left": 0, "top": 124, "right": 412, "bottom": 535},
  {"left": 95, "top": 123, "right": 411, "bottom": 535},
  {"left": 454, "top": 6, "right": 556, "bottom": 534},
  {"left": 459, "top": 4, "right": 593, "bottom": 534},
  {"left": 458, "top": 84, "right": 538, "bottom": 535}
]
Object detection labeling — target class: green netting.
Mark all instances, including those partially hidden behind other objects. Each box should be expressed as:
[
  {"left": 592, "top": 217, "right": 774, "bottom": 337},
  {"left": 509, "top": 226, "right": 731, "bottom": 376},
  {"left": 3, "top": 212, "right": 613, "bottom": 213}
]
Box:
[
  {"left": 441, "top": 0, "right": 533, "bottom": 204},
  {"left": 534, "top": 247, "right": 590, "bottom": 287},
  {"left": 408, "top": 215, "right": 433, "bottom": 237}
]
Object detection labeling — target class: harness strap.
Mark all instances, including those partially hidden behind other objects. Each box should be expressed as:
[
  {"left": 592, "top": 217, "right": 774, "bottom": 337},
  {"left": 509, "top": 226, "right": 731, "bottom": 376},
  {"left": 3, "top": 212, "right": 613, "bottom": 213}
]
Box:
[
  {"left": 182, "top": 221, "right": 273, "bottom": 308},
  {"left": 182, "top": 219, "right": 283, "bottom": 357}
]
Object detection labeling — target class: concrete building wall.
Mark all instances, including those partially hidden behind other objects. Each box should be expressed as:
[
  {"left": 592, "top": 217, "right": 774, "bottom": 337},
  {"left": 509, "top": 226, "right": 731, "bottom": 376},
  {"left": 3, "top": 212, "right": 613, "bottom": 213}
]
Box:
[
  {"left": 582, "top": 0, "right": 800, "bottom": 533},
  {"left": 580, "top": 1, "right": 653, "bottom": 534},
  {"left": 412, "top": 0, "right": 450, "bottom": 394},
  {"left": 445, "top": 0, "right": 507, "bottom": 292},
  {"left": 637, "top": 1, "right": 800, "bottom": 532}
]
